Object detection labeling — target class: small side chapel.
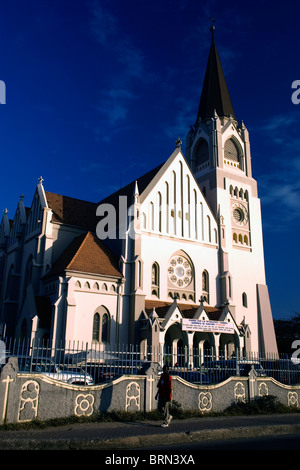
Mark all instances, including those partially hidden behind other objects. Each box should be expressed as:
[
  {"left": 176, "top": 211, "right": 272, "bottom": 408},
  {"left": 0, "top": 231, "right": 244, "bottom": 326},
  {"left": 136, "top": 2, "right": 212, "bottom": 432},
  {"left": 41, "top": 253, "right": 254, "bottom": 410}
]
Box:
[{"left": 0, "top": 29, "right": 278, "bottom": 360}]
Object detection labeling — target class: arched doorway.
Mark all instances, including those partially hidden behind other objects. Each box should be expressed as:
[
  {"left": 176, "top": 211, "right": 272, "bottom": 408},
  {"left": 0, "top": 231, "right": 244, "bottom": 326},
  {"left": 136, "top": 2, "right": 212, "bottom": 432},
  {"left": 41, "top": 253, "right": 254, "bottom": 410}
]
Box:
[
  {"left": 219, "top": 332, "right": 240, "bottom": 358},
  {"left": 193, "top": 332, "right": 215, "bottom": 367},
  {"left": 164, "top": 323, "right": 188, "bottom": 367}
]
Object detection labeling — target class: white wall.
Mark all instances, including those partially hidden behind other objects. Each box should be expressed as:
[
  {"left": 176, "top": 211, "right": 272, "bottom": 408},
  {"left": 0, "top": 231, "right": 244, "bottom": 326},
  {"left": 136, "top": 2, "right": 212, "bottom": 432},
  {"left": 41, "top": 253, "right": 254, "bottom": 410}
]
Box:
[
  {"left": 138, "top": 153, "right": 219, "bottom": 306},
  {"left": 64, "top": 277, "right": 120, "bottom": 345}
]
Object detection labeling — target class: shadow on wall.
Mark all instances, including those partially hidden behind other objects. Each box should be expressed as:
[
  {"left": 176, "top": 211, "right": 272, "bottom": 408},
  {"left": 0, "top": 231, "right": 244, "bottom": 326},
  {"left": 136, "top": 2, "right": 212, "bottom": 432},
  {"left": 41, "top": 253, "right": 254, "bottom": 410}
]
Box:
[{"left": 99, "top": 385, "right": 113, "bottom": 413}]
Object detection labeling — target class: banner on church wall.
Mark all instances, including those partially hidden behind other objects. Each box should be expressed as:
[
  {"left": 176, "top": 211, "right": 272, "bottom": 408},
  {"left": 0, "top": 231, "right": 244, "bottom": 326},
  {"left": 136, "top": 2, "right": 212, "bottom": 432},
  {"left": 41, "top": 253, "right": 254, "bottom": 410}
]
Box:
[{"left": 182, "top": 318, "right": 234, "bottom": 334}]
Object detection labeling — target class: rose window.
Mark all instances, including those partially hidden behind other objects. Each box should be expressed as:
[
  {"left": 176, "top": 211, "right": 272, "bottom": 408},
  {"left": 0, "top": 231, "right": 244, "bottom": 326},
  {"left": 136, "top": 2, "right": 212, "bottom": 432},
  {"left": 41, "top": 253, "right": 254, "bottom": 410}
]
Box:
[
  {"left": 232, "top": 203, "right": 248, "bottom": 226},
  {"left": 168, "top": 256, "right": 193, "bottom": 287}
]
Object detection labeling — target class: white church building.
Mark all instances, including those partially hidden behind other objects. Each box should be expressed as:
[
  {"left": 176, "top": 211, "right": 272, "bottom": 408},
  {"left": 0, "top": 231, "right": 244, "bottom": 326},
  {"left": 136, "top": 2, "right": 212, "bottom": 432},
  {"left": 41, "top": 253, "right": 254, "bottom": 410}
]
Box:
[{"left": 0, "top": 29, "right": 278, "bottom": 360}]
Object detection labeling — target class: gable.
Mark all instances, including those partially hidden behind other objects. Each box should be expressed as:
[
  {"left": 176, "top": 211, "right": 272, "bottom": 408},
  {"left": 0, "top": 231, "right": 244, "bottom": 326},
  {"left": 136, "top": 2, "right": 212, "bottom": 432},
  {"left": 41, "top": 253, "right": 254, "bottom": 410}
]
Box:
[
  {"left": 144, "top": 299, "right": 241, "bottom": 337},
  {"left": 0, "top": 211, "right": 10, "bottom": 243},
  {"left": 7, "top": 199, "right": 27, "bottom": 248},
  {"left": 25, "top": 187, "right": 45, "bottom": 237},
  {"left": 139, "top": 149, "right": 218, "bottom": 244}
]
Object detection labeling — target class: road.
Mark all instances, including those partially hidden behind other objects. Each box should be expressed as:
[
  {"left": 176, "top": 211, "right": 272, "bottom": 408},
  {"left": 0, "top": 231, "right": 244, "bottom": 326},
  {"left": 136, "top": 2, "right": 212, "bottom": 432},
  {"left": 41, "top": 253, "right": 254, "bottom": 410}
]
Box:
[
  {"left": 139, "top": 432, "right": 300, "bottom": 451},
  {"left": 1, "top": 412, "right": 300, "bottom": 451}
]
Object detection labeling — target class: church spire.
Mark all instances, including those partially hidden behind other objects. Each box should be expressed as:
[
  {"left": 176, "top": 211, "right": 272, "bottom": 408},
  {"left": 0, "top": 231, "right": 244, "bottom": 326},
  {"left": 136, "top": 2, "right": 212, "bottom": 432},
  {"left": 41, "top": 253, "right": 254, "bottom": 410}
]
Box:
[{"left": 197, "top": 25, "right": 236, "bottom": 122}]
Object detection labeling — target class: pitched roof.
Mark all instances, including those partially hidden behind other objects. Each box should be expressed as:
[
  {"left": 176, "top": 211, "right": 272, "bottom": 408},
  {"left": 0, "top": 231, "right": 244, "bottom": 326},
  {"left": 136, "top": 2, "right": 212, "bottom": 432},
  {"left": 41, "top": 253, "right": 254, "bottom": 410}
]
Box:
[
  {"left": 197, "top": 29, "right": 236, "bottom": 121},
  {"left": 45, "top": 191, "right": 97, "bottom": 229},
  {"left": 203, "top": 306, "right": 224, "bottom": 321},
  {"left": 44, "top": 163, "right": 164, "bottom": 229},
  {"left": 144, "top": 299, "right": 222, "bottom": 320},
  {"left": 98, "top": 162, "right": 164, "bottom": 209},
  {"left": 45, "top": 231, "right": 123, "bottom": 279}
]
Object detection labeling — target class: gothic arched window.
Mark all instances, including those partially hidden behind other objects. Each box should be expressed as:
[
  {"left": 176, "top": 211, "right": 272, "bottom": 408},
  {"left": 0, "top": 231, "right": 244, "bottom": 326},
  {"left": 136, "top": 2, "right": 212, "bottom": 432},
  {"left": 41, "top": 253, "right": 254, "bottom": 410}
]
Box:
[
  {"left": 242, "top": 292, "right": 248, "bottom": 308},
  {"left": 149, "top": 202, "right": 154, "bottom": 230},
  {"left": 194, "top": 138, "right": 209, "bottom": 169},
  {"left": 224, "top": 138, "right": 244, "bottom": 170},
  {"left": 6, "top": 265, "right": 18, "bottom": 300},
  {"left": 92, "top": 307, "right": 110, "bottom": 343},
  {"left": 202, "top": 270, "right": 208, "bottom": 290},
  {"left": 224, "top": 138, "right": 239, "bottom": 162},
  {"left": 23, "top": 255, "right": 33, "bottom": 299},
  {"left": 202, "top": 270, "right": 209, "bottom": 303},
  {"left": 101, "top": 313, "right": 109, "bottom": 343},
  {"left": 92, "top": 313, "right": 100, "bottom": 342},
  {"left": 151, "top": 262, "right": 159, "bottom": 297},
  {"left": 157, "top": 192, "right": 162, "bottom": 233}
]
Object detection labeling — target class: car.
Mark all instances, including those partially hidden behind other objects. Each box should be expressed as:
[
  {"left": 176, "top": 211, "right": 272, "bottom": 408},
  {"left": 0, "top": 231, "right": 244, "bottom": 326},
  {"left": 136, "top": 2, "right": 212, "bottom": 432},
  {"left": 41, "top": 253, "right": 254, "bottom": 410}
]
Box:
[
  {"left": 87, "top": 364, "right": 117, "bottom": 383},
  {"left": 170, "top": 368, "right": 210, "bottom": 384},
  {"left": 237, "top": 360, "right": 266, "bottom": 376},
  {"left": 17, "top": 356, "right": 94, "bottom": 385},
  {"left": 202, "top": 359, "right": 266, "bottom": 382},
  {"left": 261, "top": 359, "right": 300, "bottom": 385}
]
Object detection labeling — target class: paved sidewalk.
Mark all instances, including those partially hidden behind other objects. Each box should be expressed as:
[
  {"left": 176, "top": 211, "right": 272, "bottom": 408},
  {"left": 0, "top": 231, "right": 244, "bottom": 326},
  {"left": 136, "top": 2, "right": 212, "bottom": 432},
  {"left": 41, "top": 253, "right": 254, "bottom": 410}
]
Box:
[{"left": 1, "top": 413, "right": 300, "bottom": 450}]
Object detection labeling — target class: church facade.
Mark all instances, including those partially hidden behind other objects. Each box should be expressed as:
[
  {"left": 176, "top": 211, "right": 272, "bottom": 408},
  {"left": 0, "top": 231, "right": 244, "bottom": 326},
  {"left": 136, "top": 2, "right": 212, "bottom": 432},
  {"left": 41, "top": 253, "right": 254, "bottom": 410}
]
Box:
[{"left": 0, "top": 30, "right": 278, "bottom": 361}]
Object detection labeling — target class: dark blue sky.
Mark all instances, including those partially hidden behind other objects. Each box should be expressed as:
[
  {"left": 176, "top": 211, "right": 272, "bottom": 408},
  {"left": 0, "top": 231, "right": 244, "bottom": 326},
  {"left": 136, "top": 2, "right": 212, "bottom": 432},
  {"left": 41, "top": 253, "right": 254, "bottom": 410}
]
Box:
[{"left": 0, "top": 0, "right": 299, "bottom": 320}]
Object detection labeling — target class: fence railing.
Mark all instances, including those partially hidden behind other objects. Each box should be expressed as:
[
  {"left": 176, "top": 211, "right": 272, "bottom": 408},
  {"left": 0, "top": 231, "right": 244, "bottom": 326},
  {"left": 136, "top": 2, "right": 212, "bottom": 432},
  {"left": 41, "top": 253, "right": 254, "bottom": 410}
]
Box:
[{"left": 1, "top": 337, "right": 300, "bottom": 386}]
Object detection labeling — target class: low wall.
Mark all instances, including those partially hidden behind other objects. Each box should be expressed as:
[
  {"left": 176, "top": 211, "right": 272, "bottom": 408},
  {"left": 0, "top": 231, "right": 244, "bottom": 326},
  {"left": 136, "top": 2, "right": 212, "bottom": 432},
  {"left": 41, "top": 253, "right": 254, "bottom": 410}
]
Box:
[{"left": 1, "top": 358, "right": 299, "bottom": 424}]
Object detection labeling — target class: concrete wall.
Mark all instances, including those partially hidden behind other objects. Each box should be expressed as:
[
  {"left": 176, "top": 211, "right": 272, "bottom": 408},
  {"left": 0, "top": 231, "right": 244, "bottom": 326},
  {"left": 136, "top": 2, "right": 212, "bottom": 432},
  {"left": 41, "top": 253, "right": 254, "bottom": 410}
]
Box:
[{"left": 1, "top": 358, "right": 299, "bottom": 424}]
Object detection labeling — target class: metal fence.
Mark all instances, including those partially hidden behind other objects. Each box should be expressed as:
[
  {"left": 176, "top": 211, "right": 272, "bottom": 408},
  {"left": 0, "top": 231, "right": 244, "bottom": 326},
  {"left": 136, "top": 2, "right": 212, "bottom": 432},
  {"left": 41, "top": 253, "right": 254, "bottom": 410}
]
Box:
[{"left": 1, "top": 337, "right": 300, "bottom": 386}]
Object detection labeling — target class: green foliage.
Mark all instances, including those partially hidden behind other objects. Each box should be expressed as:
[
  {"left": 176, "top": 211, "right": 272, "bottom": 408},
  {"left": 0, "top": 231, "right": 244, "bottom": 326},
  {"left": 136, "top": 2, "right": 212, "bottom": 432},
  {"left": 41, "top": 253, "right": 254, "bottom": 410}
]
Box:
[
  {"left": 169, "top": 400, "right": 219, "bottom": 419},
  {"left": 170, "top": 400, "right": 185, "bottom": 419},
  {"left": 224, "top": 395, "right": 296, "bottom": 416},
  {"left": 274, "top": 313, "right": 300, "bottom": 354}
]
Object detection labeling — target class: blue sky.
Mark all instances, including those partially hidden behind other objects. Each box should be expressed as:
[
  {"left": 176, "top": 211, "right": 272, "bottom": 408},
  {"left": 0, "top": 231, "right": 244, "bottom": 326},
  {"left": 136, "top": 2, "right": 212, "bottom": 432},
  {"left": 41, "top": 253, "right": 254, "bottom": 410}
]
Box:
[{"left": 0, "top": 0, "right": 299, "bottom": 320}]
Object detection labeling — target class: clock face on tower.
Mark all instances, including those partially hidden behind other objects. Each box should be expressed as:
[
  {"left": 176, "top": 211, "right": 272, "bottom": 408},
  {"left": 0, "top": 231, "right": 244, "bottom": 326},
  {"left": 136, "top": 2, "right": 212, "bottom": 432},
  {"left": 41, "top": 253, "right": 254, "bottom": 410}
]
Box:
[
  {"left": 232, "top": 202, "right": 248, "bottom": 226},
  {"left": 168, "top": 255, "right": 193, "bottom": 287}
]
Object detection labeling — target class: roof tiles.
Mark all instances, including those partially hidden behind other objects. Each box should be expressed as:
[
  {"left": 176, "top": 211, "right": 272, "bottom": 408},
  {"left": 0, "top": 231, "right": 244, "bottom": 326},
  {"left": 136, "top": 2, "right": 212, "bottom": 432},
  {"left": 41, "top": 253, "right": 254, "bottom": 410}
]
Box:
[
  {"left": 45, "top": 231, "right": 122, "bottom": 279},
  {"left": 144, "top": 299, "right": 222, "bottom": 320}
]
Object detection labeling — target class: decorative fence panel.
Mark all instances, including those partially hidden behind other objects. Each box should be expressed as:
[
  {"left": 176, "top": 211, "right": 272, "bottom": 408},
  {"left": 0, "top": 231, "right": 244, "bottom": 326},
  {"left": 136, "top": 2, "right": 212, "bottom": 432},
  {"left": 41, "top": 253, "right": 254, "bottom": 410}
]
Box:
[
  {"left": 0, "top": 357, "right": 149, "bottom": 423},
  {"left": 0, "top": 342, "right": 300, "bottom": 424},
  {"left": 1, "top": 338, "right": 300, "bottom": 386}
]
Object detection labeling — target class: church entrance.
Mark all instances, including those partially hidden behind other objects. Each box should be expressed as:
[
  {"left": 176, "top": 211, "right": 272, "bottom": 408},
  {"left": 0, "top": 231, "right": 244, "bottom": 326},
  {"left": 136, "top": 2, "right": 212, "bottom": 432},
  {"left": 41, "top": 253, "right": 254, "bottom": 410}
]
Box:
[
  {"left": 219, "top": 332, "right": 240, "bottom": 358},
  {"left": 164, "top": 323, "right": 188, "bottom": 367},
  {"left": 193, "top": 332, "right": 215, "bottom": 367}
]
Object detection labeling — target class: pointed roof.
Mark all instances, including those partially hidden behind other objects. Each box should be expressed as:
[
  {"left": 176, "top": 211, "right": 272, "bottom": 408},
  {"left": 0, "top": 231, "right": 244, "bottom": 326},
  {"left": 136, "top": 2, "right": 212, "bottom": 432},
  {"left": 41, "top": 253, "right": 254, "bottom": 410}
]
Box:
[
  {"left": 45, "top": 191, "right": 97, "bottom": 229},
  {"left": 97, "top": 162, "right": 164, "bottom": 209},
  {"left": 45, "top": 231, "right": 123, "bottom": 279},
  {"left": 197, "top": 27, "right": 236, "bottom": 122},
  {"left": 36, "top": 147, "right": 179, "bottom": 240},
  {"left": 144, "top": 299, "right": 222, "bottom": 320}
]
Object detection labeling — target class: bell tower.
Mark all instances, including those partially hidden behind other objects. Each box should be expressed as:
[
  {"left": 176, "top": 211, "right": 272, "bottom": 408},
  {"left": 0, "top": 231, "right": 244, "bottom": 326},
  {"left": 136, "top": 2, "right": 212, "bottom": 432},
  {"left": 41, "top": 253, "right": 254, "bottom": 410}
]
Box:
[
  {"left": 186, "top": 25, "right": 278, "bottom": 355},
  {"left": 186, "top": 25, "right": 255, "bottom": 211}
]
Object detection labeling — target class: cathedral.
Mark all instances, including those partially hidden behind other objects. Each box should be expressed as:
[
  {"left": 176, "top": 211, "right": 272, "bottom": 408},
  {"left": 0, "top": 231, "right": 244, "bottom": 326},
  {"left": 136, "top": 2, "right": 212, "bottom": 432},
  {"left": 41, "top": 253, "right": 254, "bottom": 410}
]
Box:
[{"left": 0, "top": 28, "right": 278, "bottom": 361}]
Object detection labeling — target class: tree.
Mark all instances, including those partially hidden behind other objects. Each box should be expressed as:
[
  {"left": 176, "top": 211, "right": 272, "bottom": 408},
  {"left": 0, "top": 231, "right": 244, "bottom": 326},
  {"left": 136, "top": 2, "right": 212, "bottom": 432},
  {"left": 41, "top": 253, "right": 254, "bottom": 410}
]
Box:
[{"left": 274, "top": 313, "right": 300, "bottom": 354}]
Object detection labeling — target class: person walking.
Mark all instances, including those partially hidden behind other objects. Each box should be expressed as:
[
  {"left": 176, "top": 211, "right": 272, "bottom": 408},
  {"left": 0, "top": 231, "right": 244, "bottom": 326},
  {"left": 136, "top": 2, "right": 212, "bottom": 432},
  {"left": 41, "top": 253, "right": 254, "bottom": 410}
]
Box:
[{"left": 156, "top": 365, "right": 173, "bottom": 427}]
